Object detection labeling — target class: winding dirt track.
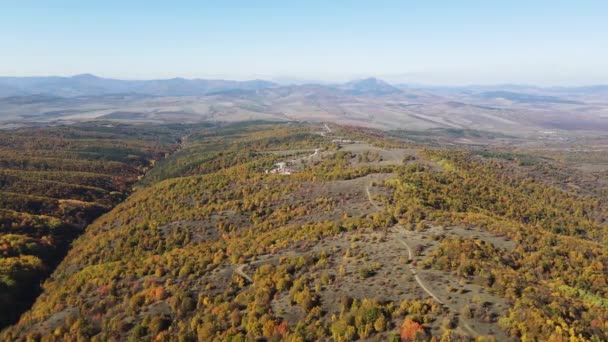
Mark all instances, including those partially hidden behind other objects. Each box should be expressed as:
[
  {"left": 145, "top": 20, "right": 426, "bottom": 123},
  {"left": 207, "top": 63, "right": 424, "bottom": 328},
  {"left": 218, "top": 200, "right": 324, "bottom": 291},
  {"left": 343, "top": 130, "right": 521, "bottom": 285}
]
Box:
[
  {"left": 365, "top": 180, "right": 480, "bottom": 338},
  {"left": 395, "top": 238, "right": 444, "bottom": 304},
  {"left": 233, "top": 253, "right": 301, "bottom": 285},
  {"left": 365, "top": 183, "right": 444, "bottom": 304},
  {"left": 236, "top": 140, "right": 481, "bottom": 337}
]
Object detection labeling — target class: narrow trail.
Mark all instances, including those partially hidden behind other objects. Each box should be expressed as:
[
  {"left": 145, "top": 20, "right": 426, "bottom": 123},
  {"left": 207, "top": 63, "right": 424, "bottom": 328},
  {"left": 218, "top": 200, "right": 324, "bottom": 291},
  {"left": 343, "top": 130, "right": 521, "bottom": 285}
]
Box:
[
  {"left": 285, "top": 123, "right": 329, "bottom": 163},
  {"left": 318, "top": 123, "right": 332, "bottom": 136},
  {"left": 365, "top": 183, "right": 381, "bottom": 211},
  {"left": 367, "top": 182, "right": 445, "bottom": 305},
  {"left": 234, "top": 264, "right": 253, "bottom": 283},
  {"left": 364, "top": 180, "right": 480, "bottom": 338},
  {"left": 396, "top": 238, "right": 444, "bottom": 304},
  {"left": 305, "top": 148, "right": 321, "bottom": 160},
  {"left": 233, "top": 257, "right": 274, "bottom": 284},
  {"left": 233, "top": 253, "right": 301, "bottom": 285},
  {"left": 287, "top": 148, "right": 320, "bottom": 164}
]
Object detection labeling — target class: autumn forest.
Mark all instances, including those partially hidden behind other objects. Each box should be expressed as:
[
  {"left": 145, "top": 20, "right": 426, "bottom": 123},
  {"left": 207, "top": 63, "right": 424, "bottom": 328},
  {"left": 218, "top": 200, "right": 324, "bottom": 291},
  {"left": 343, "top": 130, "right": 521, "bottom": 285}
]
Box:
[{"left": 0, "top": 121, "right": 607, "bottom": 341}]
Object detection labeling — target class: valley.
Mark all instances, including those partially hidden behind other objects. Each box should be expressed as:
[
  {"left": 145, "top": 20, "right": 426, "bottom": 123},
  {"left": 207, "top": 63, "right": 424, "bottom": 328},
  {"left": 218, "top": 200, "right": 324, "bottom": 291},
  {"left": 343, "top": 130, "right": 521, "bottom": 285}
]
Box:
[{"left": 0, "top": 123, "right": 184, "bottom": 329}]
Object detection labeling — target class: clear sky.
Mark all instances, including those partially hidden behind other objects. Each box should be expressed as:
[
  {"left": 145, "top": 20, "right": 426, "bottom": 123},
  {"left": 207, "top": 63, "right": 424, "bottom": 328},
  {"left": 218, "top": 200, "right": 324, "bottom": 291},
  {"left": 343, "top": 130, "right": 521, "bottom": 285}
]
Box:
[{"left": 1, "top": 1, "right": 607, "bottom": 85}]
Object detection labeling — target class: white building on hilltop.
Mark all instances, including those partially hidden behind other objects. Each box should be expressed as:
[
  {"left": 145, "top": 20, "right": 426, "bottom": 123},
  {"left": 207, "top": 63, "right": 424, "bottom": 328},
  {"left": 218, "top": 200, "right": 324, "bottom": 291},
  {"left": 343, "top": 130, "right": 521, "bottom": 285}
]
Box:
[{"left": 266, "top": 161, "right": 297, "bottom": 175}]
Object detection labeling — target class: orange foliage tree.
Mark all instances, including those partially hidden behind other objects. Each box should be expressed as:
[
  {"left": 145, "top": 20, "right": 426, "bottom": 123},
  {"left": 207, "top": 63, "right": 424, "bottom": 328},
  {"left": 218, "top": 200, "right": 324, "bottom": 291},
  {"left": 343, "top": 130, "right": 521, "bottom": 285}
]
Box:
[{"left": 400, "top": 318, "right": 425, "bottom": 341}]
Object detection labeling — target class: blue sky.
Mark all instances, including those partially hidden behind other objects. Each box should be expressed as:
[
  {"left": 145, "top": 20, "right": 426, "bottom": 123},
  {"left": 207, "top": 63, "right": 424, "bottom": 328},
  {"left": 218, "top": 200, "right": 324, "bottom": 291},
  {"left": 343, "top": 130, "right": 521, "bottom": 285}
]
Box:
[{"left": 1, "top": 1, "right": 607, "bottom": 85}]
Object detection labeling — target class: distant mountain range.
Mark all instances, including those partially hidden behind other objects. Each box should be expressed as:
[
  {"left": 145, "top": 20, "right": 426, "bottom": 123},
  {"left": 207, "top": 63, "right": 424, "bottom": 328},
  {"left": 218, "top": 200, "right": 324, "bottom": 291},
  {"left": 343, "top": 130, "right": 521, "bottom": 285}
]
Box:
[
  {"left": 1, "top": 74, "right": 608, "bottom": 134},
  {"left": 0, "top": 74, "right": 278, "bottom": 97},
  {"left": 1, "top": 74, "right": 607, "bottom": 99},
  {"left": 0, "top": 74, "right": 407, "bottom": 98}
]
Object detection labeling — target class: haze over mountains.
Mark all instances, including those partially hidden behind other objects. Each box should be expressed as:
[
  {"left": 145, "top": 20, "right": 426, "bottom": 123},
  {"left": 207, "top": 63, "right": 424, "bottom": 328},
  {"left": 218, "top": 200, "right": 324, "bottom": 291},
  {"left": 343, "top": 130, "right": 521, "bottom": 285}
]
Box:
[
  {"left": 0, "top": 74, "right": 279, "bottom": 98},
  {"left": 1, "top": 74, "right": 608, "bottom": 134}
]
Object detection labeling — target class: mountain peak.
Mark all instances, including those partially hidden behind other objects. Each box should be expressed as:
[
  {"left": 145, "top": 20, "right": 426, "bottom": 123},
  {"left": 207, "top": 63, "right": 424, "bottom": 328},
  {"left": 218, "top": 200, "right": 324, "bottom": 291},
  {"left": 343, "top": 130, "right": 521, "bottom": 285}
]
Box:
[
  {"left": 71, "top": 73, "right": 100, "bottom": 80},
  {"left": 357, "top": 76, "right": 381, "bottom": 82},
  {"left": 342, "top": 77, "right": 401, "bottom": 95},
  {"left": 346, "top": 77, "right": 383, "bottom": 85}
]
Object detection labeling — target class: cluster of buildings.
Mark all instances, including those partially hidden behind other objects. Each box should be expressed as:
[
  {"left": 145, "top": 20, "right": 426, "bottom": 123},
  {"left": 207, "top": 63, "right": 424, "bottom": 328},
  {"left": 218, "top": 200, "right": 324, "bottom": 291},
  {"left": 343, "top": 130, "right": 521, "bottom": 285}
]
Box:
[{"left": 265, "top": 162, "right": 297, "bottom": 175}]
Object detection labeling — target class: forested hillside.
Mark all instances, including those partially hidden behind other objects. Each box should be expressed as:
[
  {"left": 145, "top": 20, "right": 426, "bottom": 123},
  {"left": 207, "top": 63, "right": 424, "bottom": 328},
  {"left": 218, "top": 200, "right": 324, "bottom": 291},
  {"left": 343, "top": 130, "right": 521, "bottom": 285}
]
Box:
[
  {"left": 0, "top": 123, "right": 183, "bottom": 329},
  {"left": 0, "top": 122, "right": 606, "bottom": 341}
]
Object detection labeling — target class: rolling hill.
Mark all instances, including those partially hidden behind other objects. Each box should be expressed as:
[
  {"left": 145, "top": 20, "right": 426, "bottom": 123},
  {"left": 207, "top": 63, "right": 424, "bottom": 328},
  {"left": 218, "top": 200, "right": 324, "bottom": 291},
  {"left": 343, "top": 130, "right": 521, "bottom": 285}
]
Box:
[
  {"left": 1, "top": 75, "right": 607, "bottom": 135},
  {"left": 0, "top": 122, "right": 606, "bottom": 341}
]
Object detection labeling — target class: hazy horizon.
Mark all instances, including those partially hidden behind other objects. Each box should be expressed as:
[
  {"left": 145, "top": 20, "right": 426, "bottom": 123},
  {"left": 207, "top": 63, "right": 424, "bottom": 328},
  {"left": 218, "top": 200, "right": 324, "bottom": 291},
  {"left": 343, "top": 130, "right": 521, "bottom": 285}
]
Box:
[
  {"left": 2, "top": 1, "right": 607, "bottom": 86},
  {"left": 2, "top": 72, "right": 608, "bottom": 89}
]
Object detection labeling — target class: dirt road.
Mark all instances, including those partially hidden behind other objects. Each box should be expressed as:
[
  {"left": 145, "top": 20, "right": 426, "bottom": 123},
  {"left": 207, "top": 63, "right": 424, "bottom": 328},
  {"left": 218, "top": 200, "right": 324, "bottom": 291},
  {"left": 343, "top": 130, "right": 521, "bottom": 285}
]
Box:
[
  {"left": 234, "top": 264, "right": 253, "bottom": 283},
  {"left": 365, "top": 180, "right": 480, "bottom": 338}
]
